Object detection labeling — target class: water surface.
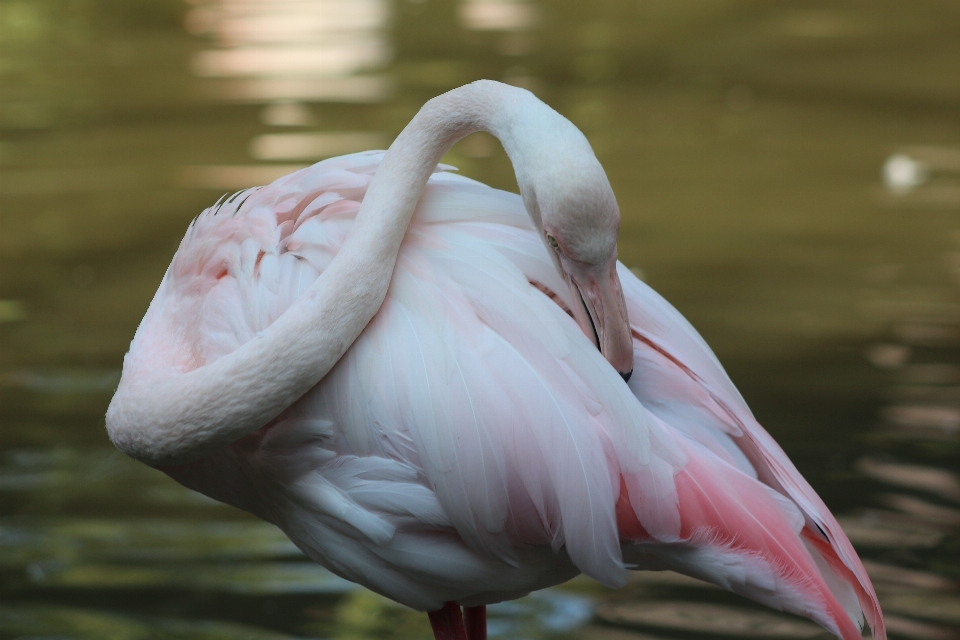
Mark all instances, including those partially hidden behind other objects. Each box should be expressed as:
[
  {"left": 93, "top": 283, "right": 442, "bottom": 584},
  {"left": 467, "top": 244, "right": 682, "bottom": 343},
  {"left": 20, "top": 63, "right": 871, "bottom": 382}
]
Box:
[{"left": 2, "top": 1, "right": 960, "bottom": 638}]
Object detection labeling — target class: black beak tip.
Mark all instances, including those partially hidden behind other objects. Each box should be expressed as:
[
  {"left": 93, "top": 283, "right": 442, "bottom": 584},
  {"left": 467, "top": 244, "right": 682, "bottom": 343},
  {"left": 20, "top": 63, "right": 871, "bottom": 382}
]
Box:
[{"left": 620, "top": 369, "right": 633, "bottom": 383}]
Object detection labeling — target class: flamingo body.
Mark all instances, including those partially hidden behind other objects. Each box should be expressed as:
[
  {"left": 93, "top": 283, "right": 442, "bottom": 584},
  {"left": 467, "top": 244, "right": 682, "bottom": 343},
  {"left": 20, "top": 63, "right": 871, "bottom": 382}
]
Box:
[{"left": 129, "top": 151, "right": 883, "bottom": 639}]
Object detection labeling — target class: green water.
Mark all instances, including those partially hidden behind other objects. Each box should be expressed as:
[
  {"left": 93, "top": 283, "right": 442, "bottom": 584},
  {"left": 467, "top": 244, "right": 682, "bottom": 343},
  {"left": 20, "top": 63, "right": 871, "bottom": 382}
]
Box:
[{"left": 1, "top": 1, "right": 959, "bottom": 638}]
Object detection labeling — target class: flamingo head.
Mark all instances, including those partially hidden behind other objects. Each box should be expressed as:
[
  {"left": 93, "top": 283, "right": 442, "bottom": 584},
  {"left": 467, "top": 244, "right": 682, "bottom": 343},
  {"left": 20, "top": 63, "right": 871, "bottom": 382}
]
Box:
[{"left": 528, "top": 166, "right": 634, "bottom": 381}]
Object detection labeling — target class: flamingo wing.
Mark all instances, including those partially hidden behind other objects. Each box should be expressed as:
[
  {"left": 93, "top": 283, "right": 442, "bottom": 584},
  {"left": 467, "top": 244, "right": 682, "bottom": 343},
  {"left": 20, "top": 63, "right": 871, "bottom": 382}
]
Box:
[
  {"left": 152, "top": 156, "right": 671, "bottom": 608},
  {"left": 142, "top": 153, "right": 882, "bottom": 638},
  {"left": 618, "top": 269, "right": 884, "bottom": 640}
]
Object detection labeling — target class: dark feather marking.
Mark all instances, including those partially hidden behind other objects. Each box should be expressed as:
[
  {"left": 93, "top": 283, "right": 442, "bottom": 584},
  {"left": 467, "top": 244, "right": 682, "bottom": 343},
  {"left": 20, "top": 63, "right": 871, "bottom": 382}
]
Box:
[
  {"left": 211, "top": 192, "right": 231, "bottom": 215},
  {"left": 232, "top": 188, "right": 258, "bottom": 216},
  {"left": 211, "top": 189, "right": 252, "bottom": 216},
  {"left": 528, "top": 279, "right": 574, "bottom": 318}
]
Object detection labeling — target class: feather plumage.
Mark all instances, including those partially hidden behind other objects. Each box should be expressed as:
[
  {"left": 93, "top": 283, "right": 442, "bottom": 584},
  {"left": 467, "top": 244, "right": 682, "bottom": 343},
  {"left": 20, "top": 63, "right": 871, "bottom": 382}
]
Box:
[{"left": 143, "top": 152, "right": 883, "bottom": 639}]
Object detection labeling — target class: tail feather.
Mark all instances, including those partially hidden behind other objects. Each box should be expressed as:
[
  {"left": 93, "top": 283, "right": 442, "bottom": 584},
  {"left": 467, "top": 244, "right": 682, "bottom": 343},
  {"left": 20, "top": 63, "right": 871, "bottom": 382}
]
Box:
[
  {"left": 803, "top": 531, "right": 885, "bottom": 640},
  {"left": 617, "top": 268, "right": 885, "bottom": 640},
  {"left": 619, "top": 442, "right": 867, "bottom": 640}
]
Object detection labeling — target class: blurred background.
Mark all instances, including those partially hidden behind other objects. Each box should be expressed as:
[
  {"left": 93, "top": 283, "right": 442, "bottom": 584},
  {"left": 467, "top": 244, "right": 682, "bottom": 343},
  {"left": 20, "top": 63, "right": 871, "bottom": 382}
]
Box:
[{"left": 1, "top": 0, "right": 960, "bottom": 638}]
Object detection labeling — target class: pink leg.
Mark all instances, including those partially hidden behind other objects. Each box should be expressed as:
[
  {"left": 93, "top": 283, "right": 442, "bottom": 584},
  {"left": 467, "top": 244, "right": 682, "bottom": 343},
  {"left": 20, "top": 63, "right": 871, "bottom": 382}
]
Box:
[
  {"left": 428, "top": 602, "right": 467, "bottom": 640},
  {"left": 464, "top": 605, "right": 487, "bottom": 640}
]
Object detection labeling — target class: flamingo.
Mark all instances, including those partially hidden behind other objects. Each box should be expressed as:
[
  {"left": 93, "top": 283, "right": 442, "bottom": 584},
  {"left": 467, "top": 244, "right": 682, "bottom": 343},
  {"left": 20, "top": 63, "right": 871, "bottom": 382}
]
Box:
[{"left": 106, "top": 80, "right": 884, "bottom": 640}]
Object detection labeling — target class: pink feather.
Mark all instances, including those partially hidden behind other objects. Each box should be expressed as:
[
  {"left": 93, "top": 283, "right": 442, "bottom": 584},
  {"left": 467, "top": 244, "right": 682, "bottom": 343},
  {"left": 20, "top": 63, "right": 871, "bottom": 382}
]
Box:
[{"left": 142, "top": 152, "right": 883, "bottom": 639}]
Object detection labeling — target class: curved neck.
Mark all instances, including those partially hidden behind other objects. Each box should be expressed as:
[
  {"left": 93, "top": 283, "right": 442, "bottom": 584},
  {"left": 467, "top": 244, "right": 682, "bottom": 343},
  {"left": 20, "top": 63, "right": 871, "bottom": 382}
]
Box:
[
  {"left": 107, "top": 81, "right": 575, "bottom": 466},
  {"left": 343, "top": 81, "right": 572, "bottom": 270}
]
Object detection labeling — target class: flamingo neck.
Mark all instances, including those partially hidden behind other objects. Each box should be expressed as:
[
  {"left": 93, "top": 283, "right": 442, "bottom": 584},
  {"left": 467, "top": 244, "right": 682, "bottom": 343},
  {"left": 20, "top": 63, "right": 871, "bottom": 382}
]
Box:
[
  {"left": 347, "top": 80, "right": 578, "bottom": 265},
  {"left": 106, "top": 81, "right": 578, "bottom": 466}
]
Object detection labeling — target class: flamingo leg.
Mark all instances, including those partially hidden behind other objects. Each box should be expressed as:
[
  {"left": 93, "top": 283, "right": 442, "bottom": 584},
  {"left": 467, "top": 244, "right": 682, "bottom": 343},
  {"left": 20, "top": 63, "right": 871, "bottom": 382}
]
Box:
[
  {"left": 464, "top": 605, "right": 487, "bottom": 640},
  {"left": 428, "top": 602, "right": 467, "bottom": 640}
]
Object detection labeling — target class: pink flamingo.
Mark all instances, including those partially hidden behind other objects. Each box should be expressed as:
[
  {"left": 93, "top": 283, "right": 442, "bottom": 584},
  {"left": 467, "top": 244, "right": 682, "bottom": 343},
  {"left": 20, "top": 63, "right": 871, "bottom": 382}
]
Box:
[{"left": 106, "top": 81, "right": 884, "bottom": 640}]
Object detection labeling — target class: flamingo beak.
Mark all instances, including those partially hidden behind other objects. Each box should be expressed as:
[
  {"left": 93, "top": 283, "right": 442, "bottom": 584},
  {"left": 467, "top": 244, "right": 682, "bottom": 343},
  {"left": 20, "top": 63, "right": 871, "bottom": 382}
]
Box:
[{"left": 563, "top": 258, "right": 634, "bottom": 381}]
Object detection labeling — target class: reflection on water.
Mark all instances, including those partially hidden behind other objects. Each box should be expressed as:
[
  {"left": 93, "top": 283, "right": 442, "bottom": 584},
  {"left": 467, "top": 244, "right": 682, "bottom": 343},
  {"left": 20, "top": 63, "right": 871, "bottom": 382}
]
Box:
[
  {"left": 595, "top": 601, "right": 826, "bottom": 638},
  {"left": 856, "top": 458, "right": 960, "bottom": 502},
  {"left": 458, "top": 0, "right": 539, "bottom": 88},
  {"left": 883, "top": 147, "right": 960, "bottom": 204},
  {"left": 248, "top": 130, "right": 387, "bottom": 161},
  {"left": 854, "top": 174, "right": 960, "bottom": 638},
  {"left": 183, "top": 0, "right": 392, "bottom": 189},
  {"left": 459, "top": 0, "right": 539, "bottom": 32},
  {"left": 0, "top": 604, "right": 305, "bottom": 640},
  {"left": 187, "top": 0, "right": 393, "bottom": 102},
  {"left": 2, "top": 0, "right": 960, "bottom": 638},
  {"left": 180, "top": 163, "right": 316, "bottom": 189}
]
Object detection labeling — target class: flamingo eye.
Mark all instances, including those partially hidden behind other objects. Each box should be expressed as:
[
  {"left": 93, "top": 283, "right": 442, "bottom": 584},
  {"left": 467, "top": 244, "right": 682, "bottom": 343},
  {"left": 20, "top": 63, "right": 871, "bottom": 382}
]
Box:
[{"left": 546, "top": 235, "right": 559, "bottom": 248}]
